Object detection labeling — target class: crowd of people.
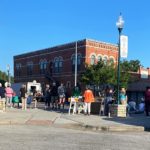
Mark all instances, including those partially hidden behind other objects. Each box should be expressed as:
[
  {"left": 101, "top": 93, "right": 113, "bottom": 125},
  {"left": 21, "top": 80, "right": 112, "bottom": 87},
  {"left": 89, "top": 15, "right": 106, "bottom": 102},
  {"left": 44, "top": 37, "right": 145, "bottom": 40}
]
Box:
[
  {"left": 43, "top": 82, "right": 66, "bottom": 110},
  {"left": 0, "top": 81, "right": 95, "bottom": 115},
  {"left": 102, "top": 86, "right": 150, "bottom": 116},
  {"left": 0, "top": 82, "right": 14, "bottom": 109},
  {"left": 0, "top": 81, "right": 150, "bottom": 116}
]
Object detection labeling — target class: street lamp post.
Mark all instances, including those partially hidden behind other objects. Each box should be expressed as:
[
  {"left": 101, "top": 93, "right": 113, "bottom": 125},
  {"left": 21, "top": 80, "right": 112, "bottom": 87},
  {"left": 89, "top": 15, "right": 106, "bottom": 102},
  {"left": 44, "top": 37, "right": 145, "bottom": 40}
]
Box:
[
  {"left": 7, "top": 64, "right": 10, "bottom": 84},
  {"left": 116, "top": 13, "right": 124, "bottom": 104}
]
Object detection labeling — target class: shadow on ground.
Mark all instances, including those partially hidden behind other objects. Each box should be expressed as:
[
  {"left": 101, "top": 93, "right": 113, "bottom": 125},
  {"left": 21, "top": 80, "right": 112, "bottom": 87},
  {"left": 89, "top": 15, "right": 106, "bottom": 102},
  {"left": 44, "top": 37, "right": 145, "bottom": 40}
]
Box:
[{"left": 102, "top": 113, "right": 150, "bottom": 131}]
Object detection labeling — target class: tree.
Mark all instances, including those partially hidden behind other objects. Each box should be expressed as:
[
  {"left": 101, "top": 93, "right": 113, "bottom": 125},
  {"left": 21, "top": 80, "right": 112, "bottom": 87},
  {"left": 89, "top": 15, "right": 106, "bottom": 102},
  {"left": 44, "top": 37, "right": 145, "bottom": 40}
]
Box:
[
  {"left": 80, "top": 60, "right": 116, "bottom": 87},
  {"left": 121, "top": 59, "right": 141, "bottom": 72},
  {"left": 0, "top": 69, "right": 14, "bottom": 84},
  {"left": 80, "top": 59, "right": 141, "bottom": 90}
]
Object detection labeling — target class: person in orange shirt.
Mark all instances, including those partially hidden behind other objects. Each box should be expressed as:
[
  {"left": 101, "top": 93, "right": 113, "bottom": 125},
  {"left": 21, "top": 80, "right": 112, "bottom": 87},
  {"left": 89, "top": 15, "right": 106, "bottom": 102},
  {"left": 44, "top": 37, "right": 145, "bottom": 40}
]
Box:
[{"left": 83, "top": 86, "right": 95, "bottom": 115}]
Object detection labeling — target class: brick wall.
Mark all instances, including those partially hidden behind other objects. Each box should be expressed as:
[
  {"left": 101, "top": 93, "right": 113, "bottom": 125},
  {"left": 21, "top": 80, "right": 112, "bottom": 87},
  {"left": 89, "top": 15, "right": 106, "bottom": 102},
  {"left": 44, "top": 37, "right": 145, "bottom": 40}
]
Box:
[{"left": 14, "top": 39, "right": 118, "bottom": 92}]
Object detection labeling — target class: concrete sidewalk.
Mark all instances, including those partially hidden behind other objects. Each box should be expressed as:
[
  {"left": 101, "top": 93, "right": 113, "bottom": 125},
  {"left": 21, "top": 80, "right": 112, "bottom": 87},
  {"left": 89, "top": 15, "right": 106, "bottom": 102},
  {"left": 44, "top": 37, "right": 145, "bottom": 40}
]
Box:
[{"left": 0, "top": 106, "right": 150, "bottom": 132}]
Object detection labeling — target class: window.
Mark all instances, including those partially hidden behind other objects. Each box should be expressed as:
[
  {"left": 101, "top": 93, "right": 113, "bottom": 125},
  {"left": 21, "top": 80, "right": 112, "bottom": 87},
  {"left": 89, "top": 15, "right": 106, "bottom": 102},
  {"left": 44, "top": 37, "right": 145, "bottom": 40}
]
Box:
[
  {"left": 59, "top": 57, "right": 63, "bottom": 72},
  {"left": 27, "top": 62, "right": 33, "bottom": 75},
  {"left": 90, "top": 55, "right": 96, "bottom": 65},
  {"left": 109, "top": 57, "right": 115, "bottom": 65},
  {"left": 77, "top": 54, "right": 82, "bottom": 65},
  {"left": 71, "top": 53, "right": 82, "bottom": 72},
  {"left": 39, "top": 59, "right": 47, "bottom": 74},
  {"left": 53, "top": 57, "right": 63, "bottom": 73},
  {"left": 103, "top": 56, "right": 108, "bottom": 65},
  {"left": 16, "top": 63, "right": 21, "bottom": 76},
  {"left": 54, "top": 57, "right": 59, "bottom": 73},
  {"left": 97, "top": 55, "right": 102, "bottom": 62}
]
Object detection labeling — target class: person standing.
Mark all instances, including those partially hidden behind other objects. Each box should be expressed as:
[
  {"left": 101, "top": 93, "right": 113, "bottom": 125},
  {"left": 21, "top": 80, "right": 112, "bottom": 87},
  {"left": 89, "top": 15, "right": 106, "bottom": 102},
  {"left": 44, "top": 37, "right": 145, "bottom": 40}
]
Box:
[
  {"left": 0, "top": 83, "right": 5, "bottom": 101},
  {"left": 72, "top": 86, "right": 81, "bottom": 98},
  {"left": 104, "top": 87, "right": 113, "bottom": 116},
  {"left": 5, "top": 83, "right": 14, "bottom": 108},
  {"left": 144, "top": 86, "right": 150, "bottom": 116},
  {"left": 119, "top": 87, "right": 128, "bottom": 105},
  {"left": 44, "top": 84, "right": 51, "bottom": 109},
  {"left": 58, "top": 83, "right": 66, "bottom": 110},
  {"left": 20, "top": 84, "right": 27, "bottom": 110},
  {"left": 83, "top": 86, "right": 95, "bottom": 115},
  {"left": 51, "top": 82, "right": 58, "bottom": 110},
  {"left": 0, "top": 83, "right": 6, "bottom": 111}
]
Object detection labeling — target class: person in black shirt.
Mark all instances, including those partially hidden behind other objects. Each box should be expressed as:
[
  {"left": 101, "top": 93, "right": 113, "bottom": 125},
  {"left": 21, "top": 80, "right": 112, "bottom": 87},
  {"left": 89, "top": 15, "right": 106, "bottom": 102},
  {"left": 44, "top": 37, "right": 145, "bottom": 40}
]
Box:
[
  {"left": 0, "top": 83, "right": 5, "bottom": 100},
  {"left": 20, "top": 84, "right": 27, "bottom": 110},
  {"left": 44, "top": 84, "right": 51, "bottom": 109},
  {"left": 51, "top": 82, "right": 58, "bottom": 109},
  {"left": 0, "top": 83, "right": 6, "bottom": 111}
]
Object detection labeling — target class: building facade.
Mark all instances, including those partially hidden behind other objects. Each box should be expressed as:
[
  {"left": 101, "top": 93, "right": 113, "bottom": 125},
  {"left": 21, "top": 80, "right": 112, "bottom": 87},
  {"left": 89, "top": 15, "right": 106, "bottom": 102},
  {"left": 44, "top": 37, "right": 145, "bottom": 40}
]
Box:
[
  {"left": 14, "top": 39, "right": 118, "bottom": 92},
  {"left": 127, "top": 67, "right": 150, "bottom": 104},
  {"left": 14, "top": 38, "right": 150, "bottom": 103}
]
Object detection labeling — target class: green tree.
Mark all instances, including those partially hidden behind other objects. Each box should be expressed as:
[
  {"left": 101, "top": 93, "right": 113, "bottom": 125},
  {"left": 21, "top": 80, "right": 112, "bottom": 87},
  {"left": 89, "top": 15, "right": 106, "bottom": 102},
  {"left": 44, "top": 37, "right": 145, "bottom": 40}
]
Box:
[
  {"left": 121, "top": 59, "right": 141, "bottom": 72},
  {"left": 80, "top": 60, "right": 116, "bottom": 86},
  {"left": 80, "top": 59, "right": 141, "bottom": 89},
  {"left": 0, "top": 69, "right": 14, "bottom": 84}
]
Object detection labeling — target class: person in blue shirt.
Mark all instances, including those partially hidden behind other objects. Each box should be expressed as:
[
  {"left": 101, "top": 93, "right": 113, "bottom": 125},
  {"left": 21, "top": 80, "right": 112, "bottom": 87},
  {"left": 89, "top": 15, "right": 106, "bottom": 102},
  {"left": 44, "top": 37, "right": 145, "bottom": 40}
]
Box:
[{"left": 119, "top": 87, "right": 127, "bottom": 105}]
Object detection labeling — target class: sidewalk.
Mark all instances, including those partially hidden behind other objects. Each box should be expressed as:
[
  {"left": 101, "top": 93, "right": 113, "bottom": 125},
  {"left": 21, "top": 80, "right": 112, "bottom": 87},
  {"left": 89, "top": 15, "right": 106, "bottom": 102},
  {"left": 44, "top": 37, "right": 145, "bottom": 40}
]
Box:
[{"left": 0, "top": 105, "right": 150, "bottom": 132}]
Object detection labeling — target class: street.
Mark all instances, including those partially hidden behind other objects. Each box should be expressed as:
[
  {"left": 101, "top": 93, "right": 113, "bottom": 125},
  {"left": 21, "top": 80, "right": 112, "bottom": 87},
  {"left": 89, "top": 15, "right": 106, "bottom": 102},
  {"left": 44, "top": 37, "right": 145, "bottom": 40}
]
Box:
[{"left": 0, "top": 125, "right": 150, "bottom": 150}]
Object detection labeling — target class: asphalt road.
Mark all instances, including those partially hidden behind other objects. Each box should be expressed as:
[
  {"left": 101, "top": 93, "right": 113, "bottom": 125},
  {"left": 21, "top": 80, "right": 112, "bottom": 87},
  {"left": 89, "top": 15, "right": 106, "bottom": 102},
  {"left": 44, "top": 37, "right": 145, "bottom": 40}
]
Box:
[{"left": 0, "top": 125, "right": 150, "bottom": 150}]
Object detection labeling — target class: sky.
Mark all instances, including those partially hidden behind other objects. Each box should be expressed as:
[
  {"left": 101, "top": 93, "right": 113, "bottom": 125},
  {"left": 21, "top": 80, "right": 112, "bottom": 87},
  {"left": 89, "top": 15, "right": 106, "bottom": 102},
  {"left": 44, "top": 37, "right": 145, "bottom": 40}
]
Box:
[{"left": 0, "top": 0, "right": 150, "bottom": 75}]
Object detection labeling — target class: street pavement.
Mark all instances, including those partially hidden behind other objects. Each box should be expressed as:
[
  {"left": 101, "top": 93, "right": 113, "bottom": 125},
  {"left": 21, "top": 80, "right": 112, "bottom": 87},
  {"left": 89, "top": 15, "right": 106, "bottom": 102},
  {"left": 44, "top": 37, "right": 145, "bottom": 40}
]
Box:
[{"left": 0, "top": 103, "right": 150, "bottom": 132}]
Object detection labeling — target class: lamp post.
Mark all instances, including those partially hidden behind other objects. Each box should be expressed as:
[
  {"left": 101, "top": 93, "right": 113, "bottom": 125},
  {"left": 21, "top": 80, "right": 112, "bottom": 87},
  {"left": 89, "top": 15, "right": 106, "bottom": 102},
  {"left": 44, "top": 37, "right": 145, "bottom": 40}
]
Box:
[
  {"left": 7, "top": 64, "right": 10, "bottom": 84},
  {"left": 116, "top": 13, "right": 124, "bottom": 104}
]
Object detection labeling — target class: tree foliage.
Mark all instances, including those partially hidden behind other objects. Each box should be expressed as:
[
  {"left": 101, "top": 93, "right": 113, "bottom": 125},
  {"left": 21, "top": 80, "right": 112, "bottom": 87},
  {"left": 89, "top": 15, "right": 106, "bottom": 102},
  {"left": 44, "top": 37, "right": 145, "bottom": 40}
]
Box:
[
  {"left": 80, "top": 60, "right": 116, "bottom": 86},
  {"left": 121, "top": 59, "right": 141, "bottom": 72},
  {"left": 0, "top": 70, "right": 14, "bottom": 84},
  {"left": 80, "top": 59, "right": 141, "bottom": 89}
]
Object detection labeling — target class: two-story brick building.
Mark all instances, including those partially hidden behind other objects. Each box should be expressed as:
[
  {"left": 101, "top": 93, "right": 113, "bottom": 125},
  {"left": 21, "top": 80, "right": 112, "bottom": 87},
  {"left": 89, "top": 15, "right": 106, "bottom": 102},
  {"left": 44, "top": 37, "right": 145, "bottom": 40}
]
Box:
[
  {"left": 14, "top": 39, "right": 118, "bottom": 92},
  {"left": 14, "top": 38, "right": 150, "bottom": 103}
]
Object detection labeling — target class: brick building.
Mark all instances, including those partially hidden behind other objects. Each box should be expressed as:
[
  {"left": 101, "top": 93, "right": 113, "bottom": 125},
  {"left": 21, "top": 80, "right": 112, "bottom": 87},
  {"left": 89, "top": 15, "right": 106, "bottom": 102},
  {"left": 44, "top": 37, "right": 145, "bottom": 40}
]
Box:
[
  {"left": 14, "top": 38, "right": 150, "bottom": 103},
  {"left": 14, "top": 39, "right": 118, "bottom": 93},
  {"left": 127, "top": 67, "right": 150, "bottom": 103}
]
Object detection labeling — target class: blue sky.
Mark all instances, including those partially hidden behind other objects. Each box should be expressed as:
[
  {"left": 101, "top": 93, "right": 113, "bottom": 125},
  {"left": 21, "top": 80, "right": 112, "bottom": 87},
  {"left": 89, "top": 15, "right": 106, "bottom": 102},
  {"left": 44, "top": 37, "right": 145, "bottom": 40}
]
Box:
[{"left": 0, "top": 0, "right": 150, "bottom": 75}]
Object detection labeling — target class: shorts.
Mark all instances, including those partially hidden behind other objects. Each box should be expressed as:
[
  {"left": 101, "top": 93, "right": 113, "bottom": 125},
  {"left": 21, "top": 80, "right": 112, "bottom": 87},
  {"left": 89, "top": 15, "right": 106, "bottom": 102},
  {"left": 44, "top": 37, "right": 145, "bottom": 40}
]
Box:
[{"left": 59, "top": 94, "right": 65, "bottom": 98}]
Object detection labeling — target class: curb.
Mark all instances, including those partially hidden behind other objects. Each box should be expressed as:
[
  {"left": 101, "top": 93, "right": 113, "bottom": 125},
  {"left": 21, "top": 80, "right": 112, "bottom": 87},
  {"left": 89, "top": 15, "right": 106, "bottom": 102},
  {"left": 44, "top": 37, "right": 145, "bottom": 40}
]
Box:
[
  {"left": 60, "top": 115, "right": 146, "bottom": 132},
  {"left": 100, "top": 125, "right": 144, "bottom": 132},
  {"left": 78, "top": 124, "right": 145, "bottom": 132},
  {"left": 55, "top": 123, "right": 145, "bottom": 132},
  {"left": 0, "top": 120, "right": 146, "bottom": 132}
]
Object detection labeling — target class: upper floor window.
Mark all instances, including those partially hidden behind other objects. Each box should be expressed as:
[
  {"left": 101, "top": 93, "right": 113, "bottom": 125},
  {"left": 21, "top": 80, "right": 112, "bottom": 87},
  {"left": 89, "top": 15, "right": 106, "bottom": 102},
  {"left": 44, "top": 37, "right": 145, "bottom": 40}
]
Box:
[
  {"left": 54, "top": 57, "right": 59, "bottom": 73},
  {"left": 53, "top": 57, "right": 63, "bottom": 73},
  {"left": 71, "top": 53, "right": 82, "bottom": 72},
  {"left": 27, "top": 62, "right": 33, "bottom": 75},
  {"left": 39, "top": 59, "right": 47, "bottom": 74},
  {"left": 97, "top": 55, "right": 102, "bottom": 62},
  {"left": 77, "top": 54, "right": 82, "bottom": 65},
  {"left": 90, "top": 55, "right": 96, "bottom": 65},
  {"left": 16, "top": 63, "right": 21, "bottom": 77},
  {"left": 58, "top": 57, "right": 63, "bottom": 72},
  {"left": 109, "top": 57, "right": 115, "bottom": 65},
  {"left": 103, "top": 56, "right": 108, "bottom": 65}
]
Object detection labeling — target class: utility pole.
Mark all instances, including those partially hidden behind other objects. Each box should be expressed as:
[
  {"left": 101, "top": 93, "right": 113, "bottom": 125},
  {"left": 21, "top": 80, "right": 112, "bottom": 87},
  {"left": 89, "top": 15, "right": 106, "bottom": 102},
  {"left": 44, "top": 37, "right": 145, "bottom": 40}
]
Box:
[{"left": 75, "top": 41, "right": 77, "bottom": 87}]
